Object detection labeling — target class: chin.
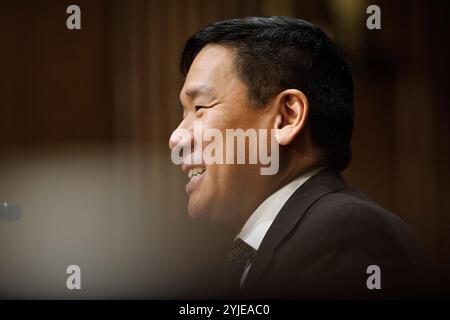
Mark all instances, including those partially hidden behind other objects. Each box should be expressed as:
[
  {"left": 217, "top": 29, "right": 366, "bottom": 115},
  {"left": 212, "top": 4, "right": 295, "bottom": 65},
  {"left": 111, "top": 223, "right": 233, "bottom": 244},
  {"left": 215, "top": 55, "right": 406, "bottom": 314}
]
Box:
[
  {"left": 187, "top": 199, "right": 225, "bottom": 223},
  {"left": 187, "top": 199, "right": 209, "bottom": 220}
]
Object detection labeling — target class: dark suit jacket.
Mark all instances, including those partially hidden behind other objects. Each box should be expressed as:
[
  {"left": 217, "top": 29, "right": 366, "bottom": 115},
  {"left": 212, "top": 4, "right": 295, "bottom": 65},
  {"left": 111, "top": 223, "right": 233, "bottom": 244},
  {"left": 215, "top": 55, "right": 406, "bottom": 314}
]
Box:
[{"left": 238, "top": 169, "right": 432, "bottom": 299}]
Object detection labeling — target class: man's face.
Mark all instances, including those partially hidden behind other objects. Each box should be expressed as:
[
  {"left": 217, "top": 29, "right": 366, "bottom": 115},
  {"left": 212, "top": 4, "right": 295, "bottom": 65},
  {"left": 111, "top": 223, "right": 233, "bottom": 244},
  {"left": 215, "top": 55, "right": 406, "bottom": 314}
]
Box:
[{"left": 169, "top": 45, "right": 275, "bottom": 225}]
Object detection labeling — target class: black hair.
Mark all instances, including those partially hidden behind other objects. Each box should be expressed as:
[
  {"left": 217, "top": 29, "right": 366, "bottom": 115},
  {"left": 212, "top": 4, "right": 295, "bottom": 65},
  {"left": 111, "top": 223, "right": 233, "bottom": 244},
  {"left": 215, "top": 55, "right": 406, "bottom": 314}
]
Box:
[{"left": 180, "top": 16, "right": 354, "bottom": 172}]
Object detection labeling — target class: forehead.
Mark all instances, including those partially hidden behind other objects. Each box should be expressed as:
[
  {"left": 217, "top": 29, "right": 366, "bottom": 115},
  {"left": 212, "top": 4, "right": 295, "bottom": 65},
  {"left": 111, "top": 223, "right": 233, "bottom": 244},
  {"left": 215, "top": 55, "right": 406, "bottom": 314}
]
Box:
[{"left": 180, "top": 45, "right": 241, "bottom": 99}]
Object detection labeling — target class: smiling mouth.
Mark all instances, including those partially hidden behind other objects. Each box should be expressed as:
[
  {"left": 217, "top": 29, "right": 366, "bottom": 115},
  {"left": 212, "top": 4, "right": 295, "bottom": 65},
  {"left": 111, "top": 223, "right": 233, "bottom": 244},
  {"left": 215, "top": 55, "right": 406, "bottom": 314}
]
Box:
[
  {"left": 186, "top": 166, "right": 206, "bottom": 195},
  {"left": 187, "top": 167, "right": 206, "bottom": 180}
]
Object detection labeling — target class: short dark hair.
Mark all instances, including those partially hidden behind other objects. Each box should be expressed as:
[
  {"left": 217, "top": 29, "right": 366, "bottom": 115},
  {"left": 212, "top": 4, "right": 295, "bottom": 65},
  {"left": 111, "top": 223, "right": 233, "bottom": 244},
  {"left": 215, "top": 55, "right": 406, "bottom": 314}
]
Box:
[{"left": 180, "top": 16, "right": 354, "bottom": 172}]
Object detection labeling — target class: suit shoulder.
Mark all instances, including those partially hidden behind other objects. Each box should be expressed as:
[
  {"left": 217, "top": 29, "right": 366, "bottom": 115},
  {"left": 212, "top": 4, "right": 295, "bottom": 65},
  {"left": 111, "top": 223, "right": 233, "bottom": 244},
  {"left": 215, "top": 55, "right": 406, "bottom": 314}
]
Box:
[
  {"left": 301, "top": 188, "right": 420, "bottom": 253},
  {"left": 308, "top": 189, "right": 406, "bottom": 230}
]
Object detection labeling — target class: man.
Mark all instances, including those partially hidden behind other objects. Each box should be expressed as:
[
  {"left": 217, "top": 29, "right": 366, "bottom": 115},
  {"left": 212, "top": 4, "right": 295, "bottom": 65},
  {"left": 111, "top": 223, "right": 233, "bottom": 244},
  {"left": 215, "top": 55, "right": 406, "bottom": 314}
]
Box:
[{"left": 169, "top": 17, "right": 429, "bottom": 298}]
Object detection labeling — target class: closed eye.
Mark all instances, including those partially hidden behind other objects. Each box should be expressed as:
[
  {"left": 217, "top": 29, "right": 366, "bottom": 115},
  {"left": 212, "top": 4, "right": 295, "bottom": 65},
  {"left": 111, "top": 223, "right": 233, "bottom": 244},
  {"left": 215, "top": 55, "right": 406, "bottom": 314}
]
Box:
[{"left": 195, "top": 103, "right": 217, "bottom": 112}]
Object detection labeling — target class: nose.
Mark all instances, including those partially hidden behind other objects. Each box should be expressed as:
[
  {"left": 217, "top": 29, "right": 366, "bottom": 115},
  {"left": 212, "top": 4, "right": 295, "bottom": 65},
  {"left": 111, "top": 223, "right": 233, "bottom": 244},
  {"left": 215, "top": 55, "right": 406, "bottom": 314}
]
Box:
[{"left": 168, "top": 121, "right": 195, "bottom": 156}]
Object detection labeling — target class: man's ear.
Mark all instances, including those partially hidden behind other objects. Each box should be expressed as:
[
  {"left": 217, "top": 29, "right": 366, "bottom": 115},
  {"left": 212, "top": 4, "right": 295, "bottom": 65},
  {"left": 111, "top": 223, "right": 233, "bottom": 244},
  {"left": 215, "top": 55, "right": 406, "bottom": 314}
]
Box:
[{"left": 274, "top": 89, "right": 309, "bottom": 145}]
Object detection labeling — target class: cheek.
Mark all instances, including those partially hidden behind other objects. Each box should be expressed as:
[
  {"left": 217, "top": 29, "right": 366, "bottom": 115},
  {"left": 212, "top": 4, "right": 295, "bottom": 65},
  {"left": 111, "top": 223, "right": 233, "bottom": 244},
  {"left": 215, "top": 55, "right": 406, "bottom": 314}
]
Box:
[
  {"left": 211, "top": 165, "right": 242, "bottom": 195},
  {"left": 209, "top": 112, "right": 235, "bottom": 130},
  {"left": 201, "top": 165, "right": 227, "bottom": 201},
  {"left": 208, "top": 105, "right": 248, "bottom": 129}
]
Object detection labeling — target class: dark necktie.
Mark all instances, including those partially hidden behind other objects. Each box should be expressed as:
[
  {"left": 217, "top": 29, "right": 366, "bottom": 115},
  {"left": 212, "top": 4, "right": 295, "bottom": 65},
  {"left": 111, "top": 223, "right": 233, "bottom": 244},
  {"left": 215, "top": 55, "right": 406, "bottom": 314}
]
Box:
[{"left": 221, "top": 238, "right": 256, "bottom": 292}]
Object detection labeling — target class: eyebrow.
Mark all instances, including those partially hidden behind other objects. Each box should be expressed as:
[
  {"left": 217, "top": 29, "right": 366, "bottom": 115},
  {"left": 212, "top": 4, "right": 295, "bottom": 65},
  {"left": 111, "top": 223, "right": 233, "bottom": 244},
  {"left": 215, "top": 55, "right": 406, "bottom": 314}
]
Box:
[{"left": 184, "top": 85, "right": 214, "bottom": 99}]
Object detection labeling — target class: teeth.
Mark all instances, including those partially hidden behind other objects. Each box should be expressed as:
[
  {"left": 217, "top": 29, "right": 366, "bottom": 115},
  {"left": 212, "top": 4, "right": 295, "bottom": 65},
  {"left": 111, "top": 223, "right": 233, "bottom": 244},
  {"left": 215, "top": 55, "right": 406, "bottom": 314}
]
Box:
[{"left": 188, "top": 167, "right": 206, "bottom": 179}]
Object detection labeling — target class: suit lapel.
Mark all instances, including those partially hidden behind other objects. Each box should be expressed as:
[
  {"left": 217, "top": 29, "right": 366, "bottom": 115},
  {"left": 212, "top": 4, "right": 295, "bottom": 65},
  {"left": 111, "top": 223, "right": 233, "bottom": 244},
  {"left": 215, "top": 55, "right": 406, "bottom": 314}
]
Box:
[{"left": 242, "top": 169, "right": 347, "bottom": 291}]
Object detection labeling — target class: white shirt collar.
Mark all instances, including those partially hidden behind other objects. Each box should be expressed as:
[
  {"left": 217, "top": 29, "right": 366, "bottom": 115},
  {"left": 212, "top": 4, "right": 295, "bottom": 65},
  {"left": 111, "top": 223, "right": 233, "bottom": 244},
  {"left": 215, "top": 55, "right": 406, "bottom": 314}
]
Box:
[{"left": 237, "top": 167, "right": 325, "bottom": 251}]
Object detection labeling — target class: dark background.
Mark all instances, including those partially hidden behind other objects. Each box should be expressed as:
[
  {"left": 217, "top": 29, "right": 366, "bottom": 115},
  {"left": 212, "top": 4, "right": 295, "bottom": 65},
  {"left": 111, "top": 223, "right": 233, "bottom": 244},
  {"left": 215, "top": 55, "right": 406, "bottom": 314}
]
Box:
[{"left": 0, "top": 0, "right": 449, "bottom": 298}]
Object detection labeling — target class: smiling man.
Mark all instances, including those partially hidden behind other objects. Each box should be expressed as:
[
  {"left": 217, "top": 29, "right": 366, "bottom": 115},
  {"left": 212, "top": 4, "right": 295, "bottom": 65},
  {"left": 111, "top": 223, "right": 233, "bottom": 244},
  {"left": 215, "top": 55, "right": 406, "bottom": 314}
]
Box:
[{"left": 169, "top": 17, "right": 429, "bottom": 298}]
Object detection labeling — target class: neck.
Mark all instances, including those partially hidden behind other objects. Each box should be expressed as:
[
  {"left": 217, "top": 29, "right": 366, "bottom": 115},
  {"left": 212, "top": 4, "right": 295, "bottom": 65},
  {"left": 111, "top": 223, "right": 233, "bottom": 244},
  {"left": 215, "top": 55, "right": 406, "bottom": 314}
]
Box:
[{"left": 231, "top": 157, "right": 322, "bottom": 232}]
